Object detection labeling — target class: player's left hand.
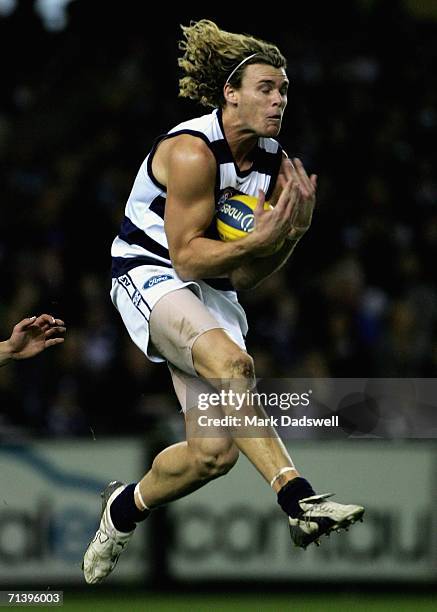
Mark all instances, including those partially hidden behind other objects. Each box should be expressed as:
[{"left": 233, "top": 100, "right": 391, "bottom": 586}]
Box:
[
  {"left": 5, "top": 314, "right": 66, "bottom": 360},
  {"left": 276, "top": 157, "right": 317, "bottom": 240}
]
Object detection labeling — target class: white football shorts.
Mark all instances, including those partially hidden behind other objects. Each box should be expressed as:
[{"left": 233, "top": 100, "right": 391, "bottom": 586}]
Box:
[{"left": 110, "top": 265, "right": 248, "bottom": 410}]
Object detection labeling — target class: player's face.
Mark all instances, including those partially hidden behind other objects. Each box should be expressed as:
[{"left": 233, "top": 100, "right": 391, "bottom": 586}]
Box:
[{"left": 235, "top": 64, "right": 289, "bottom": 137}]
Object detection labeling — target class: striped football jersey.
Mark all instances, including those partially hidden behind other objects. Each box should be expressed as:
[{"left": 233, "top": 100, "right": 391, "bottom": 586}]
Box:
[{"left": 111, "top": 108, "right": 283, "bottom": 291}]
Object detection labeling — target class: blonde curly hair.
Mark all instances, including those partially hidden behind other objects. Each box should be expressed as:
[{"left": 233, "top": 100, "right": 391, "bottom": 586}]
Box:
[{"left": 178, "top": 19, "right": 286, "bottom": 108}]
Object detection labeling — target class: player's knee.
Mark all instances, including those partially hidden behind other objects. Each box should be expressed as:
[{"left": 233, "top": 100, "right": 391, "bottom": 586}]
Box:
[
  {"left": 194, "top": 444, "right": 239, "bottom": 479},
  {"left": 219, "top": 350, "right": 255, "bottom": 381}
]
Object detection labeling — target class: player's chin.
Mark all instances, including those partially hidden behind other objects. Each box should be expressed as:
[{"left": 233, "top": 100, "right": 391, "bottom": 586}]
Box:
[{"left": 263, "top": 120, "right": 282, "bottom": 137}]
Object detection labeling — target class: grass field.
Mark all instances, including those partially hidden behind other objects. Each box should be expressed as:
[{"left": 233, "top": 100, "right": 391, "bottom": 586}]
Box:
[{"left": 60, "top": 591, "right": 437, "bottom": 611}]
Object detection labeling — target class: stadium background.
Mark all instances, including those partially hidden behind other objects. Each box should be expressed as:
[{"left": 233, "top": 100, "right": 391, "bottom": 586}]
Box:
[{"left": 0, "top": 0, "right": 436, "bottom": 610}]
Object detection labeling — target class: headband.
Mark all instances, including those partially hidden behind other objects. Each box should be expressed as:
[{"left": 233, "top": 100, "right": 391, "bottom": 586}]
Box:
[{"left": 225, "top": 53, "right": 259, "bottom": 85}]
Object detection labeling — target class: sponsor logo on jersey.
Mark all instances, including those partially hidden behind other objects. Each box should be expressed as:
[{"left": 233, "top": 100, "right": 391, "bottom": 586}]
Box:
[
  {"left": 144, "top": 274, "right": 173, "bottom": 289},
  {"left": 217, "top": 187, "right": 241, "bottom": 208}
]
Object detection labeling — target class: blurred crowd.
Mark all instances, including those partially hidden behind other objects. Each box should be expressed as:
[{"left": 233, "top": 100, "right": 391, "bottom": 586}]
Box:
[{"left": 1, "top": 1, "right": 436, "bottom": 437}]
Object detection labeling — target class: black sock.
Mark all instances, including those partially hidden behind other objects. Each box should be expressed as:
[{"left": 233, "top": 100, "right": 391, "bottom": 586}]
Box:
[
  {"left": 110, "top": 483, "right": 149, "bottom": 533},
  {"left": 277, "top": 477, "right": 316, "bottom": 518}
]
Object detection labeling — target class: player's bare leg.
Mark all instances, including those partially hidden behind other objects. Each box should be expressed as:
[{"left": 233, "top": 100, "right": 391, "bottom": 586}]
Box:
[
  {"left": 131, "top": 328, "right": 300, "bottom": 511},
  {"left": 132, "top": 393, "right": 298, "bottom": 510},
  {"left": 189, "top": 329, "right": 364, "bottom": 549},
  {"left": 83, "top": 331, "right": 363, "bottom": 584},
  {"left": 83, "top": 399, "right": 239, "bottom": 584},
  {"left": 190, "top": 329, "right": 301, "bottom": 487},
  {"left": 133, "top": 422, "right": 238, "bottom": 508},
  {"left": 132, "top": 328, "right": 363, "bottom": 545}
]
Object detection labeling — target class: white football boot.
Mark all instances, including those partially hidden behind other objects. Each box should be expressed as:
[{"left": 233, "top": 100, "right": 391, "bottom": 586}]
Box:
[
  {"left": 82, "top": 481, "right": 135, "bottom": 584},
  {"left": 288, "top": 493, "right": 365, "bottom": 549}
]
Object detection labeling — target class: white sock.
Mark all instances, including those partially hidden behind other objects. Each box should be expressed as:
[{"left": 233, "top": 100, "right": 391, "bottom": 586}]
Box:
[{"left": 134, "top": 483, "right": 150, "bottom": 511}]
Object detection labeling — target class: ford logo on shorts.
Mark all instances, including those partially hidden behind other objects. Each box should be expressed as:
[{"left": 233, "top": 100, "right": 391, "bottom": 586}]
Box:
[{"left": 144, "top": 274, "right": 172, "bottom": 289}]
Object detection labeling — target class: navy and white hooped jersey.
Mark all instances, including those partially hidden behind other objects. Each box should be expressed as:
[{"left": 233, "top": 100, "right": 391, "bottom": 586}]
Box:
[{"left": 111, "top": 108, "right": 283, "bottom": 291}]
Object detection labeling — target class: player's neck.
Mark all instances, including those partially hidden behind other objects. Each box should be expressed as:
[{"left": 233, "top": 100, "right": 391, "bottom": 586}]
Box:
[{"left": 221, "top": 108, "right": 258, "bottom": 170}]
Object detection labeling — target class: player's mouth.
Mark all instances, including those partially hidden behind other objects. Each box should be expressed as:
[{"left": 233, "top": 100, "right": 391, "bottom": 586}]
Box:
[{"left": 267, "top": 115, "right": 282, "bottom": 122}]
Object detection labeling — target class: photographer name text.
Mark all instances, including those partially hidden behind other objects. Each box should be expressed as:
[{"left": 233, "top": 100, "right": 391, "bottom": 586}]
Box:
[{"left": 197, "top": 415, "right": 339, "bottom": 428}]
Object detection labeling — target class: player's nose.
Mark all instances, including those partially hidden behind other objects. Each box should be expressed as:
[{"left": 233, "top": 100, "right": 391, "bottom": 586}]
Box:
[{"left": 271, "top": 90, "right": 284, "bottom": 107}]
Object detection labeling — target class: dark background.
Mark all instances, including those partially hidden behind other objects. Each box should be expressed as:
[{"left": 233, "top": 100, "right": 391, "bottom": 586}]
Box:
[{"left": 1, "top": 0, "right": 436, "bottom": 438}]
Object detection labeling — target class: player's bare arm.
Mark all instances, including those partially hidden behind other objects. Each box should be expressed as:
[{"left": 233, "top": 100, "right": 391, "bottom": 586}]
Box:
[
  {"left": 162, "top": 135, "right": 292, "bottom": 280},
  {"left": 0, "top": 314, "right": 66, "bottom": 366},
  {"left": 230, "top": 157, "right": 317, "bottom": 290}
]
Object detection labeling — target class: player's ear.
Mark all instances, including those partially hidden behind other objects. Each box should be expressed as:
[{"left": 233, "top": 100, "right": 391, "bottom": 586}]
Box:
[{"left": 223, "top": 83, "right": 238, "bottom": 106}]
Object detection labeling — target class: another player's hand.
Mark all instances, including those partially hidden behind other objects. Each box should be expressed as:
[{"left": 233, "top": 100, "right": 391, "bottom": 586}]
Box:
[{"left": 2, "top": 314, "right": 66, "bottom": 361}]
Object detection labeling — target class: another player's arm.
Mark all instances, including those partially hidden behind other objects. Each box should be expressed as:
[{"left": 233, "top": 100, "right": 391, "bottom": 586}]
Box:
[
  {"left": 230, "top": 157, "right": 317, "bottom": 290},
  {"left": 0, "top": 315, "right": 66, "bottom": 366},
  {"left": 0, "top": 341, "right": 13, "bottom": 365},
  {"left": 164, "top": 136, "right": 292, "bottom": 280}
]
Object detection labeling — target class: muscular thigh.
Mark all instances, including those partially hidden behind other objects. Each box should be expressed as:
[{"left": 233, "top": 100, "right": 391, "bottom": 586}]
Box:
[
  {"left": 149, "top": 287, "right": 223, "bottom": 375},
  {"left": 151, "top": 286, "right": 251, "bottom": 414}
]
